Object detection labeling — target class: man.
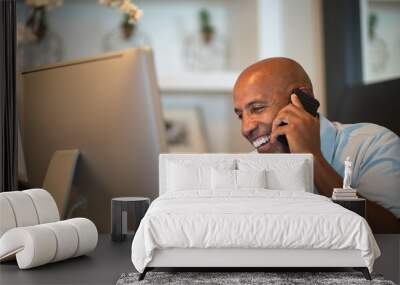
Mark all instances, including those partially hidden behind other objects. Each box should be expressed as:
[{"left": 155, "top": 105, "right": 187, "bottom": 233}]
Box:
[{"left": 233, "top": 57, "right": 400, "bottom": 233}]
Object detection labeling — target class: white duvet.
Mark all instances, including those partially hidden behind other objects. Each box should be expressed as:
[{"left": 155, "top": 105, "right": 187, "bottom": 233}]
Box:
[{"left": 131, "top": 190, "right": 380, "bottom": 273}]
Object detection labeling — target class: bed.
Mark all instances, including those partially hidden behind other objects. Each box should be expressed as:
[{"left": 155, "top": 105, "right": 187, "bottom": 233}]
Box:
[{"left": 131, "top": 154, "right": 380, "bottom": 280}]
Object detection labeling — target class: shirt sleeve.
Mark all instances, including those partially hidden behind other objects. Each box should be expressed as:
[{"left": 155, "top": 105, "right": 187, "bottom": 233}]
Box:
[{"left": 356, "top": 129, "right": 400, "bottom": 218}]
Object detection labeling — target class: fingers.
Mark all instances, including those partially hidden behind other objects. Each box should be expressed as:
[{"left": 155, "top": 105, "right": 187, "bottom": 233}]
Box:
[
  {"left": 272, "top": 106, "right": 301, "bottom": 136},
  {"left": 273, "top": 95, "right": 312, "bottom": 128},
  {"left": 270, "top": 124, "right": 290, "bottom": 144},
  {"left": 291, "top": 94, "right": 304, "bottom": 110},
  {"left": 271, "top": 94, "right": 313, "bottom": 144},
  {"left": 270, "top": 115, "right": 309, "bottom": 144},
  {"left": 272, "top": 108, "right": 301, "bottom": 129},
  {"left": 275, "top": 98, "right": 304, "bottom": 120}
]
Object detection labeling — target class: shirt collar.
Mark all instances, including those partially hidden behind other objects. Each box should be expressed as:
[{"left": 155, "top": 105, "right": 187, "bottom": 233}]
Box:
[{"left": 319, "top": 114, "right": 337, "bottom": 164}]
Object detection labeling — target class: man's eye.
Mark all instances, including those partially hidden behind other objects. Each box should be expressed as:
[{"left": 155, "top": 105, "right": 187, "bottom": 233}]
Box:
[
  {"left": 237, "top": 114, "right": 242, "bottom": 120},
  {"left": 252, "top": 106, "right": 266, "bottom": 113}
]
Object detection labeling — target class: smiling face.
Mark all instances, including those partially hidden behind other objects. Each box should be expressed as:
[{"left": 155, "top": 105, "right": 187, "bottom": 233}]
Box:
[{"left": 233, "top": 58, "right": 313, "bottom": 153}]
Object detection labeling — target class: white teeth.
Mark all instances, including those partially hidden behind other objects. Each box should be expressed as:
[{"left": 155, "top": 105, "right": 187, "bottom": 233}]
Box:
[{"left": 252, "top": 135, "right": 270, "bottom": 148}]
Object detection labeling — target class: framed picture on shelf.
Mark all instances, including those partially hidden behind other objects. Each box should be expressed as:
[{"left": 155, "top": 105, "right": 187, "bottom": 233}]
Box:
[
  {"left": 163, "top": 107, "right": 208, "bottom": 153},
  {"left": 360, "top": 0, "right": 400, "bottom": 84}
]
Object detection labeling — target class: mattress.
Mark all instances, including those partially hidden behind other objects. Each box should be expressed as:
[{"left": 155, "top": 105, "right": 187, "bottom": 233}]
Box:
[{"left": 131, "top": 190, "right": 380, "bottom": 273}]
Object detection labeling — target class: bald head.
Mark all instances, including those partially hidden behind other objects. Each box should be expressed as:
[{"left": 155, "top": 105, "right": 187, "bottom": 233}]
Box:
[
  {"left": 233, "top": 57, "right": 314, "bottom": 153},
  {"left": 234, "top": 57, "right": 313, "bottom": 98}
]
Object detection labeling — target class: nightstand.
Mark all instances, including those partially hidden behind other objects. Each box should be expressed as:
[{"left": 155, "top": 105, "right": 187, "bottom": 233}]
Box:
[
  {"left": 331, "top": 198, "right": 366, "bottom": 218},
  {"left": 111, "top": 197, "right": 150, "bottom": 242}
]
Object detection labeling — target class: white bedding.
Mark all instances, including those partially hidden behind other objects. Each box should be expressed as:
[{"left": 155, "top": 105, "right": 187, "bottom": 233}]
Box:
[{"left": 131, "top": 190, "right": 380, "bottom": 273}]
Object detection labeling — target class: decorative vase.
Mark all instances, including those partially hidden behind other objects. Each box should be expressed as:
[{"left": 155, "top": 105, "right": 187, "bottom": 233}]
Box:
[
  {"left": 102, "top": 18, "right": 151, "bottom": 52},
  {"left": 183, "top": 9, "right": 228, "bottom": 71},
  {"left": 18, "top": 7, "right": 63, "bottom": 70},
  {"left": 183, "top": 31, "right": 228, "bottom": 71},
  {"left": 25, "top": 6, "right": 48, "bottom": 41}
]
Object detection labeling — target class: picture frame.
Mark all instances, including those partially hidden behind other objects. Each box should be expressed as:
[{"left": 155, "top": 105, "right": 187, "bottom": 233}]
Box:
[{"left": 163, "top": 107, "right": 208, "bottom": 153}]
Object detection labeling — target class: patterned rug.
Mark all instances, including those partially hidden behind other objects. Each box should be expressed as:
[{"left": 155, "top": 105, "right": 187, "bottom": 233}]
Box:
[{"left": 116, "top": 271, "right": 396, "bottom": 285}]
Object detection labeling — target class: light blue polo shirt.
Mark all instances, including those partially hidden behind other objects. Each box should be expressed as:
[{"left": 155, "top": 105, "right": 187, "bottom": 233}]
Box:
[{"left": 319, "top": 115, "right": 400, "bottom": 218}]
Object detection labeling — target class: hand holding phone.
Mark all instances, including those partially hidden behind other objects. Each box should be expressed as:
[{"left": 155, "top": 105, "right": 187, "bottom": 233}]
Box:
[{"left": 277, "top": 88, "right": 320, "bottom": 146}]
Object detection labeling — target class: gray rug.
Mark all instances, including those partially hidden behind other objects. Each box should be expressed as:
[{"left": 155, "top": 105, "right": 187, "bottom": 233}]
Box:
[{"left": 116, "top": 271, "right": 396, "bottom": 285}]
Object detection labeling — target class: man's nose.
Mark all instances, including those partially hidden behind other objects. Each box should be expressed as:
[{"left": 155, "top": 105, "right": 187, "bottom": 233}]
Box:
[{"left": 241, "top": 113, "right": 258, "bottom": 138}]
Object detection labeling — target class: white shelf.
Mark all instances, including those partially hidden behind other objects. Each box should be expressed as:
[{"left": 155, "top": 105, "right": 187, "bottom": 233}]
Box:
[{"left": 158, "top": 71, "right": 239, "bottom": 93}]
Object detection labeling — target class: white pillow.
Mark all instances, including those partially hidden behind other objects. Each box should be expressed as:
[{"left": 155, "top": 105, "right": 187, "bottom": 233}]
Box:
[
  {"left": 237, "top": 169, "right": 267, "bottom": 189},
  {"left": 211, "top": 168, "right": 236, "bottom": 189},
  {"left": 166, "top": 160, "right": 235, "bottom": 191},
  {"left": 267, "top": 167, "right": 307, "bottom": 191},
  {"left": 238, "top": 159, "right": 308, "bottom": 191},
  {"left": 211, "top": 168, "right": 267, "bottom": 190},
  {"left": 167, "top": 163, "right": 210, "bottom": 191}
]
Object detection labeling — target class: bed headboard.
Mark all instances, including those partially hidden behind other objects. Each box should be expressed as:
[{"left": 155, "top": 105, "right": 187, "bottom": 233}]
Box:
[{"left": 159, "top": 153, "right": 314, "bottom": 196}]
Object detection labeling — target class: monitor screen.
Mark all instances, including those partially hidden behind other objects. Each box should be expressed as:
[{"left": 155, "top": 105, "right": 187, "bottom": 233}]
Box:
[{"left": 21, "top": 48, "right": 168, "bottom": 232}]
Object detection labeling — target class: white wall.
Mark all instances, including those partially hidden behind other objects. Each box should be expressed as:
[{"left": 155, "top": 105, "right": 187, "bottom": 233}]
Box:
[
  {"left": 258, "top": 0, "right": 326, "bottom": 115},
  {"left": 18, "top": 0, "right": 239, "bottom": 73}
]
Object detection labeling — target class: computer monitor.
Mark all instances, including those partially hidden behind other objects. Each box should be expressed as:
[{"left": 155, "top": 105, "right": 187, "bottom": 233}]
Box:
[{"left": 21, "top": 48, "right": 168, "bottom": 232}]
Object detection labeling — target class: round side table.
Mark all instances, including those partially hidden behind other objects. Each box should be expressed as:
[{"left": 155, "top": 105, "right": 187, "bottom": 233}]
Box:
[{"left": 111, "top": 197, "right": 150, "bottom": 242}]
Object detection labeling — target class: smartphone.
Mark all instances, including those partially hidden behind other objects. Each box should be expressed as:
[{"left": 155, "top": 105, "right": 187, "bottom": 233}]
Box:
[{"left": 277, "top": 88, "right": 320, "bottom": 147}]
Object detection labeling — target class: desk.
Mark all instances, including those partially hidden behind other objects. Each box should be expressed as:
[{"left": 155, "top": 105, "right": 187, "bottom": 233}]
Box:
[{"left": 0, "top": 234, "right": 133, "bottom": 285}]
